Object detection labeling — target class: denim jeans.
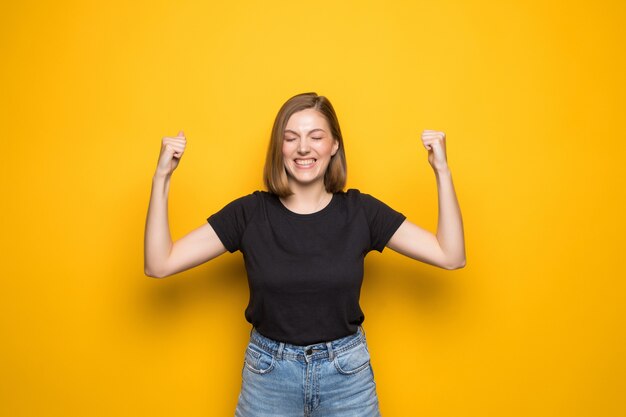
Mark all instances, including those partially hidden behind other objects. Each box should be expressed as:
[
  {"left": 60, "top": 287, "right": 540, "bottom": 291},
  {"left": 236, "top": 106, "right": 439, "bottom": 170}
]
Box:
[{"left": 234, "top": 326, "right": 382, "bottom": 417}]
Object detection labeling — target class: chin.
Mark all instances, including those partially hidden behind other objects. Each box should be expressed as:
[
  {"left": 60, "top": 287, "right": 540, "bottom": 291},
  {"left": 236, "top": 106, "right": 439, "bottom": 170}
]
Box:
[{"left": 286, "top": 171, "right": 324, "bottom": 185}]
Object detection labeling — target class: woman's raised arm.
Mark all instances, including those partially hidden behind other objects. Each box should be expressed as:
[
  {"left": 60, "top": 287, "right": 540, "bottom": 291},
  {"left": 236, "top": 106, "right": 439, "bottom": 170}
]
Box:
[
  {"left": 386, "top": 130, "right": 466, "bottom": 270},
  {"left": 144, "top": 132, "right": 227, "bottom": 278}
]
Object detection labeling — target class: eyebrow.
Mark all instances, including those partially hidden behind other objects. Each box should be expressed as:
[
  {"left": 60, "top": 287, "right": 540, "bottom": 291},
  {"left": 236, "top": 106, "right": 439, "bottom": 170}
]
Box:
[{"left": 284, "top": 128, "right": 326, "bottom": 135}]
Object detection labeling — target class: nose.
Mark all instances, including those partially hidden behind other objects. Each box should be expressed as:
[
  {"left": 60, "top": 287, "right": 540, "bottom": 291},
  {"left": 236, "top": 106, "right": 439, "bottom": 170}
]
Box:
[{"left": 297, "top": 138, "right": 310, "bottom": 154}]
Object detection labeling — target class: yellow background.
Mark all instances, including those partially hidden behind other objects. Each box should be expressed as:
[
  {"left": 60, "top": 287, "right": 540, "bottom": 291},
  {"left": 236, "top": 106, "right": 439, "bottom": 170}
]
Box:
[{"left": 1, "top": 0, "right": 625, "bottom": 416}]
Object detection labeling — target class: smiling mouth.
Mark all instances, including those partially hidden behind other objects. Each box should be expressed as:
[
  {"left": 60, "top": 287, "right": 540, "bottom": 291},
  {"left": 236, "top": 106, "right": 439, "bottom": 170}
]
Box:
[{"left": 294, "top": 158, "right": 316, "bottom": 167}]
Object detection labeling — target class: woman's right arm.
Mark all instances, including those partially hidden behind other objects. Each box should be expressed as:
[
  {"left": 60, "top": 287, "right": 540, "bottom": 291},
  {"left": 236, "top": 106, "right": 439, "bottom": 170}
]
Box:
[{"left": 144, "top": 132, "right": 227, "bottom": 278}]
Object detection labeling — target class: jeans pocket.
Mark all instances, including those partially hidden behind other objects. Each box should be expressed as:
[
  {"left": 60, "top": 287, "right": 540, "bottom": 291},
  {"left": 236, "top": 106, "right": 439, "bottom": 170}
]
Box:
[
  {"left": 333, "top": 342, "right": 371, "bottom": 376},
  {"left": 243, "top": 343, "right": 276, "bottom": 375}
]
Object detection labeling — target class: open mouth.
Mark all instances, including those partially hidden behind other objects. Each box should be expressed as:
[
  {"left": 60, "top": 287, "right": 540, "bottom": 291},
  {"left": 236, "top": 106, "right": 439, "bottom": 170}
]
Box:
[{"left": 294, "top": 158, "right": 317, "bottom": 167}]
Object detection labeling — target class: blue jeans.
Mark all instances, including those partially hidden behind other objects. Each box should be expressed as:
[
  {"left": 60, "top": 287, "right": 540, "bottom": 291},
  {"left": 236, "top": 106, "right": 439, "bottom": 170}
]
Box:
[{"left": 235, "top": 326, "right": 382, "bottom": 417}]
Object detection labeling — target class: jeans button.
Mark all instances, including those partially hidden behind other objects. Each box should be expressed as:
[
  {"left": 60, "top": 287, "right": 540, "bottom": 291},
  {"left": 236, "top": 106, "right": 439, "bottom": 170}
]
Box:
[{"left": 305, "top": 348, "right": 313, "bottom": 355}]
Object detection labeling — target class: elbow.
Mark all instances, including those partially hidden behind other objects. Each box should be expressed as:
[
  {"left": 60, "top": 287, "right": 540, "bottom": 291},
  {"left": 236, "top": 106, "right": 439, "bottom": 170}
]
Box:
[
  {"left": 444, "top": 258, "right": 466, "bottom": 270},
  {"left": 144, "top": 266, "right": 168, "bottom": 279},
  {"left": 144, "top": 269, "right": 160, "bottom": 278}
]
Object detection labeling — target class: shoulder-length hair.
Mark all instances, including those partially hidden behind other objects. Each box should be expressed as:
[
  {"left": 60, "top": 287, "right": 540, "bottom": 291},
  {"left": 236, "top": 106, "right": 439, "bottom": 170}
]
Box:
[{"left": 263, "top": 92, "right": 347, "bottom": 197}]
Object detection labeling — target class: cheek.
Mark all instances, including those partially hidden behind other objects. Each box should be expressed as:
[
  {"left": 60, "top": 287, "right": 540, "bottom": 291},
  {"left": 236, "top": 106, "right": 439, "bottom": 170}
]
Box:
[
  {"left": 314, "top": 142, "right": 333, "bottom": 155},
  {"left": 281, "top": 142, "right": 292, "bottom": 157}
]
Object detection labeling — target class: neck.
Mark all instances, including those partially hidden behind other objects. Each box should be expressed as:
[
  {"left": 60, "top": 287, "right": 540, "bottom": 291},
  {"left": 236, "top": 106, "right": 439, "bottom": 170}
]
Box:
[{"left": 280, "top": 181, "right": 332, "bottom": 214}]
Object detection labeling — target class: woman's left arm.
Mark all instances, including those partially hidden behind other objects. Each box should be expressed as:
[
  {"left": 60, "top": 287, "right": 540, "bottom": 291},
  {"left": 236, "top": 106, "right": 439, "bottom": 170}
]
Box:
[{"left": 386, "top": 130, "right": 466, "bottom": 270}]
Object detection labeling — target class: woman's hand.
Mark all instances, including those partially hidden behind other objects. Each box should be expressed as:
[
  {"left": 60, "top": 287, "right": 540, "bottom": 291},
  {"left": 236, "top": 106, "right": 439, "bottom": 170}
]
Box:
[
  {"left": 155, "top": 131, "right": 187, "bottom": 177},
  {"left": 421, "top": 129, "right": 448, "bottom": 172}
]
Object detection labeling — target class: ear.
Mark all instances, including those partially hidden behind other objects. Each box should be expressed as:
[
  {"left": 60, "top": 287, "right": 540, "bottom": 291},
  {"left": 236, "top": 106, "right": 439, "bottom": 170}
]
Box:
[{"left": 331, "top": 139, "right": 339, "bottom": 156}]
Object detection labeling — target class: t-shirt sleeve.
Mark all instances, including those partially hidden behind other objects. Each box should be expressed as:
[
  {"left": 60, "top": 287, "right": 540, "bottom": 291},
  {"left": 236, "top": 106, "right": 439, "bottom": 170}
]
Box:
[
  {"left": 359, "top": 191, "right": 407, "bottom": 253},
  {"left": 206, "top": 192, "right": 259, "bottom": 253}
]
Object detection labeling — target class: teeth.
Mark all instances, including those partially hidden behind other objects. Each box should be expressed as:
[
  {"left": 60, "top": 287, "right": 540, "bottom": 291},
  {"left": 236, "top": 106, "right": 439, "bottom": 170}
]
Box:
[{"left": 295, "top": 159, "right": 315, "bottom": 166}]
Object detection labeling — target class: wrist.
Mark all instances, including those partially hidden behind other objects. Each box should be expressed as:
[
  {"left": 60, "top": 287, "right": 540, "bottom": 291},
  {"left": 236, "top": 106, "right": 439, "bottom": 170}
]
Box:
[
  {"left": 153, "top": 171, "right": 171, "bottom": 182},
  {"left": 433, "top": 165, "right": 451, "bottom": 176}
]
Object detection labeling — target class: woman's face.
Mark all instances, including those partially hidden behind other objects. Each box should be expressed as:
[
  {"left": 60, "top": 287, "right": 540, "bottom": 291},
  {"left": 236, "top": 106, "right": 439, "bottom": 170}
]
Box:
[{"left": 282, "top": 108, "right": 339, "bottom": 189}]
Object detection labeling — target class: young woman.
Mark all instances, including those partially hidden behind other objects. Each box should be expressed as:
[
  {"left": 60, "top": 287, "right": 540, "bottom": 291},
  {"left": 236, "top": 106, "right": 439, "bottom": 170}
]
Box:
[{"left": 144, "top": 92, "right": 466, "bottom": 416}]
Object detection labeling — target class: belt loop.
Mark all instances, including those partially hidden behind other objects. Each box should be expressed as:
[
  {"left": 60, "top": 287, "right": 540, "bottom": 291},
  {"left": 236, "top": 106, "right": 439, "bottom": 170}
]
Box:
[
  {"left": 277, "top": 342, "right": 285, "bottom": 361},
  {"left": 326, "top": 341, "right": 334, "bottom": 362}
]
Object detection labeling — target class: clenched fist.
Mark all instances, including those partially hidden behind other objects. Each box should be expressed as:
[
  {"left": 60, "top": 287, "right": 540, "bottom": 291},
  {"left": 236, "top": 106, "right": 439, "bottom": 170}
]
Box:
[
  {"left": 421, "top": 129, "right": 448, "bottom": 172},
  {"left": 156, "top": 130, "right": 187, "bottom": 177}
]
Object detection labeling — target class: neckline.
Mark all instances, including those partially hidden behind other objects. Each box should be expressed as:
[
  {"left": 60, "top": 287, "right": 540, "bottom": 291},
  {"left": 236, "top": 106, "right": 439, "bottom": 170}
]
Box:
[{"left": 273, "top": 192, "right": 338, "bottom": 219}]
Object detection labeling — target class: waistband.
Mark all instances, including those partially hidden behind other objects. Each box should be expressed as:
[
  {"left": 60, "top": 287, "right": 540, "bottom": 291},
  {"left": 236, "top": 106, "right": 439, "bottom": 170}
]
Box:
[{"left": 248, "top": 326, "right": 368, "bottom": 363}]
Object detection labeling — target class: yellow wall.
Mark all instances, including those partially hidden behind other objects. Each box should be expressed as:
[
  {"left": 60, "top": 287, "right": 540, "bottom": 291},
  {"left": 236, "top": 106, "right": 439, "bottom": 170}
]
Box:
[{"left": 1, "top": 0, "right": 625, "bottom": 416}]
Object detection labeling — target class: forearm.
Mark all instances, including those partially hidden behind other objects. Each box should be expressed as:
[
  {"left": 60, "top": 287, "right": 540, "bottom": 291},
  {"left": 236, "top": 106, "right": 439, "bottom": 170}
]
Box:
[
  {"left": 144, "top": 174, "right": 173, "bottom": 276},
  {"left": 434, "top": 166, "right": 466, "bottom": 268}
]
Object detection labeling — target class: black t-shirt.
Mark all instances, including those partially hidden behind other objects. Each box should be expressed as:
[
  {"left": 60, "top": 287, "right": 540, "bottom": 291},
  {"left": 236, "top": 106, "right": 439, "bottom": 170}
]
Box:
[{"left": 207, "top": 188, "right": 406, "bottom": 345}]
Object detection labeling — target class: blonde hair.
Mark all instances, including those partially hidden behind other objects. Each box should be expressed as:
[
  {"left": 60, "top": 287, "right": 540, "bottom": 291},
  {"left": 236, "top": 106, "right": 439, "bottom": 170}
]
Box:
[{"left": 263, "top": 92, "right": 347, "bottom": 197}]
